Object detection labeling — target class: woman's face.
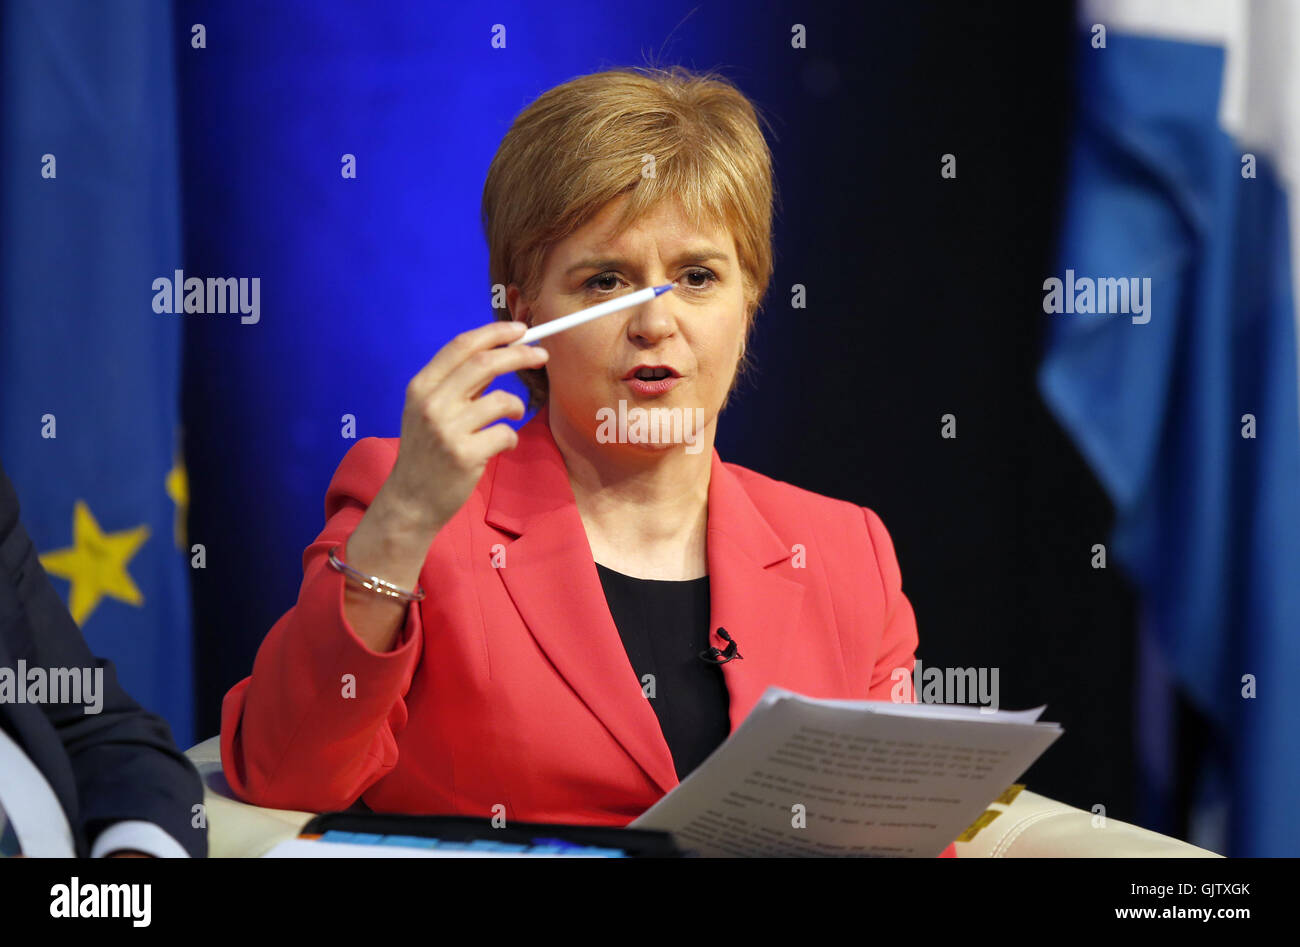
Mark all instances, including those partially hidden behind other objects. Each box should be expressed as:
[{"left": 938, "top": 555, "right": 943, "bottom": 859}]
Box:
[{"left": 511, "top": 194, "right": 747, "bottom": 456}]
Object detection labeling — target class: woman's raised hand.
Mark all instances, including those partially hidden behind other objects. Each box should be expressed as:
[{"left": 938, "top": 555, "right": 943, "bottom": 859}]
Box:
[
  {"left": 385, "top": 320, "right": 546, "bottom": 530},
  {"left": 340, "top": 320, "right": 546, "bottom": 652}
]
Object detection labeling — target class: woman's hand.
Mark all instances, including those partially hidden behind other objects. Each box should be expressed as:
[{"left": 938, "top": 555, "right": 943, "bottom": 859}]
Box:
[
  {"left": 340, "top": 320, "right": 547, "bottom": 652},
  {"left": 384, "top": 320, "right": 546, "bottom": 531}
]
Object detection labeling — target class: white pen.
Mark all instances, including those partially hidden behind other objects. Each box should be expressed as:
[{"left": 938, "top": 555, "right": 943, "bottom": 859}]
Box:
[{"left": 517, "top": 282, "right": 676, "bottom": 344}]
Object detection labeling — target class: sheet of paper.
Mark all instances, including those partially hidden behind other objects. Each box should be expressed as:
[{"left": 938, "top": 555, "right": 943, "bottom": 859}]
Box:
[
  {"left": 630, "top": 687, "right": 1062, "bottom": 857},
  {"left": 794, "top": 693, "right": 1049, "bottom": 724}
]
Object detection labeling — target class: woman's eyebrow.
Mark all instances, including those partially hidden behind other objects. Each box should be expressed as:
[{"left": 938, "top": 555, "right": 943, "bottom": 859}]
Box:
[
  {"left": 564, "top": 248, "right": 731, "bottom": 277},
  {"left": 565, "top": 257, "right": 625, "bottom": 277},
  {"left": 675, "top": 247, "right": 731, "bottom": 266}
]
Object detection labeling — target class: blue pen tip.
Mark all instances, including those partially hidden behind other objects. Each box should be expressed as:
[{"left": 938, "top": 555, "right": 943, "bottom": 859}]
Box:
[{"left": 654, "top": 282, "right": 675, "bottom": 296}]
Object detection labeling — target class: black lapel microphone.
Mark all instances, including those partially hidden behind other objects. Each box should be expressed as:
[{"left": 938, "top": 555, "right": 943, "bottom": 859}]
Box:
[{"left": 699, "top": 627, "right": 743, "bottom": 664}]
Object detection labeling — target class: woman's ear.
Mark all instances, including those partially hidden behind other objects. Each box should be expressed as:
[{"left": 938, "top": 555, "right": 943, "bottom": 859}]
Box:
[{"left": 505, "top": 284, "right": 533, "bottom": 326}]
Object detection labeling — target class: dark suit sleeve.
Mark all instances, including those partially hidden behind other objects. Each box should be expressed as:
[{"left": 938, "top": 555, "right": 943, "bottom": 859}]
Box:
[{"left": 0, "top": 462, "right": 207, "bottom": 857}]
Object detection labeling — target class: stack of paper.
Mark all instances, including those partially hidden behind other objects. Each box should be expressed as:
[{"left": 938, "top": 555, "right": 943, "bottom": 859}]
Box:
[{"left": 630, "top": 686, "right": 1063, "bottom": 857}]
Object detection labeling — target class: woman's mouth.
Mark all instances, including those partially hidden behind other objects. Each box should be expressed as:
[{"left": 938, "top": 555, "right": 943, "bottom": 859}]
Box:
[{"left": 623, "top": 365, "right": 681, "bottom": 397}]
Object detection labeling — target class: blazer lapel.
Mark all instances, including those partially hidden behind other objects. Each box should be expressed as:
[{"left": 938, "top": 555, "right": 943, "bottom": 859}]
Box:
[
  {"left": 486, "top": 407, "right": 679, "bottom": 795},
  {"left": 703, "top": 451, "right": 807, "bottom": 730},
  {"left": 485, "top": 406, "right": 805, "bottom": 795}
]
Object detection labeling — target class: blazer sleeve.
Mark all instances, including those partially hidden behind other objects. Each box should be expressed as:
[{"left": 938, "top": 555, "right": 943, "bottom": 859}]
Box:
[
  {"left": 861, "top": 507, "right": 920, "bottom": 703},
  {"left": 220, "top": 438, "right": 425, "bottom": 812},
  {"left": 0, "top": 462, "right": 206, "bottom": 858}
]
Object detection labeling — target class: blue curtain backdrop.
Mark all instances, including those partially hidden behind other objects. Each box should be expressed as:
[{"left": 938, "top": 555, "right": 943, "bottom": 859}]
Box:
[{"left": 0, "top": 1, "right": 194, "bottom": 743}]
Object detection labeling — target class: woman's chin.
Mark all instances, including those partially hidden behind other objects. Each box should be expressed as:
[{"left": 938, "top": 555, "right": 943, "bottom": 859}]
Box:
[{"left": 597, "top": 436, "right": 681, "bottom": 456}]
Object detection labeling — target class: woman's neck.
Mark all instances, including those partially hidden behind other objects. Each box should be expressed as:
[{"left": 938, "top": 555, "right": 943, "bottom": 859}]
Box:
[{"left": 548, "top": 404, "right": 715, "bottom": 579}]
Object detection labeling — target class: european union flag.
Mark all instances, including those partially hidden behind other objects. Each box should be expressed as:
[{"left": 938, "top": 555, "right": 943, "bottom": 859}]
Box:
[{"left": 0, "top": 1, "right": 194, "bottom": 743}]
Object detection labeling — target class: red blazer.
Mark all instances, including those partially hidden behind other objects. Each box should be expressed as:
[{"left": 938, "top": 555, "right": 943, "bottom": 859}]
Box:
[{"left": 221, "top": 405, "right": 957, "bottom": 857}]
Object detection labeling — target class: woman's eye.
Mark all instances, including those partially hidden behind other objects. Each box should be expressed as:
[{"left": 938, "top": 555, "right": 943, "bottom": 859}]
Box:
[
  {"left": 585, "top": 269, "right": 715, "bottom": 292},
  {"left": 682, "top": 268, "right": 718, "bottom": 289},
  {"left": 586, "top": 272, "right": 622, "bottom": 292}
]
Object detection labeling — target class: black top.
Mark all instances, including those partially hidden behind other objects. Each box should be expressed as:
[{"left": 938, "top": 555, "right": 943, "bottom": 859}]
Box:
[{"left": 595, "top": 563, "right": 731, "bottom": 782}]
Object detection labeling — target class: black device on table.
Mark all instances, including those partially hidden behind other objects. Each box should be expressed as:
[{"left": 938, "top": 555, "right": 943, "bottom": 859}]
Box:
[{"left": 299, "top": 812, "right": 688, "bottom": 857}]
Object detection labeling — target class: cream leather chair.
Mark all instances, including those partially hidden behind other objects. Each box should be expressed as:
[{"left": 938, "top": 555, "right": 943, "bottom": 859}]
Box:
[
  {"left": 188, "top": 736, "right": 314, "bottom": 858},
  {"left": 186, "top": 736, "right": 1221, "bottom": 858},
  {"left": 951, "top": 785, "right": 1221, "bottom": 857}
]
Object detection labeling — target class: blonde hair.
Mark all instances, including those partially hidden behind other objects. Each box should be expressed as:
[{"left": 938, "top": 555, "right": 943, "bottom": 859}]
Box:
[{"left": 481, "top": 65, "right": 775, "bottom": 408}]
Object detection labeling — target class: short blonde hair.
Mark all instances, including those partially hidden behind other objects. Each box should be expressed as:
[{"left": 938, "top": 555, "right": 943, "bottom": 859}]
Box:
[{"left": 481, "top": 65, "right": 775, "bottom": 408}]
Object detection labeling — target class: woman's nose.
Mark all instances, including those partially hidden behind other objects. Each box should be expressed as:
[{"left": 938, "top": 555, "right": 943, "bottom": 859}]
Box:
[{"left": 626, "top": 295, "right": 677, "bottom": 342}]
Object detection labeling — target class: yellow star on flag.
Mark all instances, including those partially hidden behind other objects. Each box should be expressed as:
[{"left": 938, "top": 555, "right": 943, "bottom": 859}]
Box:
[
  {"left": 39, "top": 500, "right": 150, "bottom": 626},
  {"left": 166, "top": 454, "right": 189, "bottom": 549}
]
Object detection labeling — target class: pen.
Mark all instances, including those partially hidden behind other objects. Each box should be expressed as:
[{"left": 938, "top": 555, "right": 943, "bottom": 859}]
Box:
[{"left": 517, "top": 282, "right": 676, "bottom": 344}]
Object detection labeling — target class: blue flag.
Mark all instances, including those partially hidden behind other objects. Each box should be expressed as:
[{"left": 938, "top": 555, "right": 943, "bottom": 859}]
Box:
[
  {"left": 1041, "top": 1, "right": 1300, "bottom": 856},
  {"left": 0, "top": 1, "right": 193, "bottom": 744}
]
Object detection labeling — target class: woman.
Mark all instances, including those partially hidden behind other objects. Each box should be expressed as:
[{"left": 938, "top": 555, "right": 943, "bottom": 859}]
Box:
[{"left": 221, "top": 66, "right": 957, "bottom": 857}]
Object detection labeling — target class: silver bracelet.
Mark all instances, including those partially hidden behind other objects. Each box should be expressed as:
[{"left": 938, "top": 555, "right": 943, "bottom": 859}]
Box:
[{"left": 327, "top": 546, "right": 426, "bottom": 603}]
